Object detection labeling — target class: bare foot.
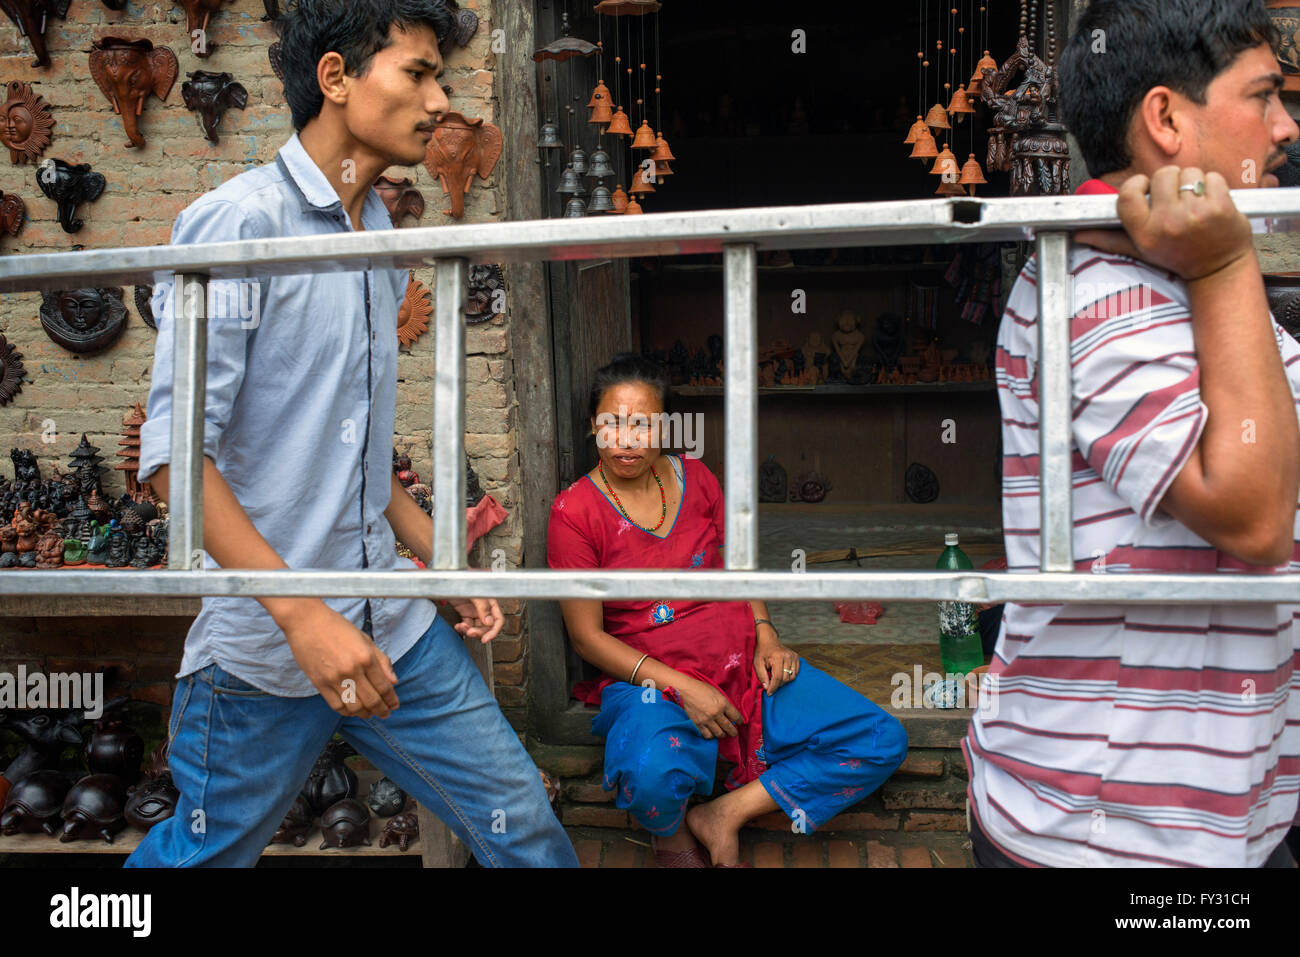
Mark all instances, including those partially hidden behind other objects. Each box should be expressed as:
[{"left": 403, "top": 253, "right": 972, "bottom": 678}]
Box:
[{"left": 686, "top": 798, "right": 742, "bottom": 866}]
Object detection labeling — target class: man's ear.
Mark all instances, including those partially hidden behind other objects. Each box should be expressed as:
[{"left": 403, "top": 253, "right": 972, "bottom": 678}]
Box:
[
  {"left": 1135, "top": 85, "right": 1183, "bottom": 160},
  {"left": 317, "top": 51, "right": 350, "bottom": 108}
]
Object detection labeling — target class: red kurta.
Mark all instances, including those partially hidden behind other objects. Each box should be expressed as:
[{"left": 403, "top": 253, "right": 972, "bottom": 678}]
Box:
[{"left": 547, "top": 455, "right": 767, "bottom": 788}]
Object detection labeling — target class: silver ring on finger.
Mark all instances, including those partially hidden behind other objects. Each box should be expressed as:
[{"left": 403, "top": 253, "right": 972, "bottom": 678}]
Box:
[{"left": 1179, "top": 181, "right": 1206, "bottom": 197}]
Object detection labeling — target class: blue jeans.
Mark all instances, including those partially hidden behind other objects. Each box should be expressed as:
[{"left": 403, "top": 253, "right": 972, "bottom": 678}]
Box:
[
  {"left": 593, "top": 661, "right": 908, "bottom": 834},
  {"left": 125, "top": 616, "right": 577, "bottom": 867}
]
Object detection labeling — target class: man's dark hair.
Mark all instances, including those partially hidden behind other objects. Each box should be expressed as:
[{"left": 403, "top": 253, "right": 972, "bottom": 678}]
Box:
[
  {"left": 1060, "top": 0, "right": 1278, "bottom": 177},
  {"left": 589, "top": 354, "right": 671, "bottom": 419},
  {"left": 273, "top": 0, "right": 456, "bottom": 131}
]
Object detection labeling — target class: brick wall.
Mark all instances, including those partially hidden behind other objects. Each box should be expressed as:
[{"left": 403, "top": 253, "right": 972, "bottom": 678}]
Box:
[{"left": 0, "top": 2, "right": 531, "bottom": 719}]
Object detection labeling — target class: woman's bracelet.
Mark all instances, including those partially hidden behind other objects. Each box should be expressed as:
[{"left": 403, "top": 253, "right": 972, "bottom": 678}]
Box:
[
  {"left": 629, "top": 653, "right": 650, "bottom": 684},
  {"left": 754, "top": 617, "right": 777, "bottom": 636}
]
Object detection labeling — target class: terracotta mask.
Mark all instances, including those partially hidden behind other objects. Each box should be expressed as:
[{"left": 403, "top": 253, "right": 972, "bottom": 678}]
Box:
[
  {"left": 89, "top": 37, "right": 179, "bottom": 149},
  {"left": 39, "top": 286, "right": 128, "bottom": 354},
  {"left": 36, "top": 158, "right": 106, "bottom": 233},
  {"left": 181, "top": 71, "right": 247, "bottom": 144},
  {"left": 1, "top": 81, "right": 53, "bottom": 165},
  {"left": 0, "top": 189, "right": 25, "bottom": 242},
  {"left": 396, "top": 273, "right": 432, "bottom": 349},
  {"left": 372, "top": 175, "right": 425, "bottom": 226},
  {"left": 175, "top": 0, "right": 233, "bottom": 58},
  {"left": 0, "top": 0, "right": 71, "bottom": 69},
  {"left": 422, "top": 112, "right": 503, "bottom": 219}
]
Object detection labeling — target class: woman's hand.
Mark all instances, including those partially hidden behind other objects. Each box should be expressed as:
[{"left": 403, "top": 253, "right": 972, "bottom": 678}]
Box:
[
  {"left": 675, "top": 677, "right": 742, "bottom": 740},
  {"left": 444, "top": 597, "right": 504, "bottom": 643},
  {"left": 754, "top": 631, "right": 800, "bottom": 695}
]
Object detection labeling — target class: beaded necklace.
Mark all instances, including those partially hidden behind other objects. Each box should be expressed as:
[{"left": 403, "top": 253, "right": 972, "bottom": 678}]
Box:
[{"left": 598, "top": 459, "right": 667, "bottom": 532}]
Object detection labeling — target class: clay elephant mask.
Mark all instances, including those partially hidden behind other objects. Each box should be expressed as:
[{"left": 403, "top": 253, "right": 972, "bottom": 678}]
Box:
[
  {"left": 89, "top": 37, "right": 179, "bottom": 149},
  {"left": 422, "top": 112, "right": 503, "bottom": 219},
  {"left": 373, "top": 175, "right": 425, "bottom": 225},
  {"left": 181, "top": 71, "right": 247, "bottom": 145},
  {"left": 176, "top": 0, "right": 233, "bottom": 58},
  {"left": 0, "top": 0, "right": 71, "bottom": 69},
  {"left": 36, "top": 158, "right": 106, "bottom": 233}
]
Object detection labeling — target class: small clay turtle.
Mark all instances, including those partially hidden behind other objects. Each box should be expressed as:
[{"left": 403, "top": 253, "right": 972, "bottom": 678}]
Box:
[
  {"left": 60, "top": 773, "right": 127, "bottom": 843},
  {"left": 366, "top": 776, "right": 407, "bottom": 817},
  {"left": 268, "top": 794, "right": 315, "bottom": 847},
  {"left": 1, "top": 770, "right": 71, "bottom": 835},
  {"left": 379, "top": 811, "right": 419, "bottom": 852},
  {"left": 318, "top": 798, "right": 371, "bottom": 849}
]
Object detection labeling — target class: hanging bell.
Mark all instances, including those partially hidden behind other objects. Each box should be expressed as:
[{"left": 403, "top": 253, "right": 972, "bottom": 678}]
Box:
[
  {"left": 653, "top": 160, "right": 674, "bottom": 177},
  {"left": 628, "top": 174, "right": 656, "bottom": 196},
  {"left": 564, "top": 196, "right": 588, "bottom": 218},
  {"left": 930, "top": 145, "right": 959, "bottom": 177},
  {"left": 588, "top": 185, "right": 615, "bottom": 213},
  {"left": 947, "top": 84, "right": 975, "bottom": 117},
  {"left": 959, "top": 153, "right": 987, "bottom": 186},
  {"left": 570, "top": 147, "right": 588, "bottom": 174},
  {"left": 924, "top": 102, "right": 950, "bottom": 130},
  {"left": 650, "top": 133, "right": 676, "bottom": 162},
  {"left": 935, "top": 179, "right": 966, "bottom": 197},
  {"left": 557, "top": 166, "right": 585, "bottom": 195},
  {"left": 587, "top": 148, "right": 615, "bottom": 179},
  {"left": 538, "top": 120, "right": 564, "bottom": 149},
  {"left": 631, "top": 120, "right": 657, "bottom": 149},
  {"left": 904, "top": 116, "right": 926, "bottom": 145},
  {"left": 611, "top": 184, "right": 629, "bottom": 213},
  {"left": 624, "top": 198, "right": 644, "bottom": 215},
  {"left": 590, "top": 98, "right": 614, "bottom": 125},
  {"left": 970, "top": 50, "right": 998, "bottom": 95},
  {"left": 910, "top": 128, "right": 938, "bottom": 159},
  {"left": 588, "top": 80, "right": 611, "bottom": 108},
  {"left": 606, "top": 107, "right": 633, "bottom": 136}
]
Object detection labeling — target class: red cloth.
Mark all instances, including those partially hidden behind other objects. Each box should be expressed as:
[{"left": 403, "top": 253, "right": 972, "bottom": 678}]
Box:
[
  {"left": 467, "top": 494, "right": 508, "bottom": 551},
  {"left": 547, "top": 455, "right": 767, "bottom": 788},
  {"left": 1075, "top": 178, "right": 1119, "bottom": 195}
]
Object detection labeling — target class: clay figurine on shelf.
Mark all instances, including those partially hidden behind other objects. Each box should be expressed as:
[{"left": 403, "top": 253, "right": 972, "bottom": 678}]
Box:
[
  {"left": 758, "top": 454, "right": 787, "bottom": 503},
  {"left": 0, "top": 705, "right": 87, "bottom": 806},
  {"left": 918, "top": 338, "right": 941, "bottom": 383},
  {"left": 422, "top": 111, "right": 503, "bottom": 218},
  {"left": 88, "top": 37, "right": 179, "bottom": 149},
  {"left": 873, "top": 312, "right": 904, "bottom": 377},
  {"left": 394, "top": 452, "right": 419, "bottom": 489},
  {"left": 86, "top": 521, "right": 111, "bottom": 564},
  {"left": 318, "top": 798, "right": 371, "bottom": 849},
  {"left": 59, "top": 773, "right": 127, "bottom": 844},
  {"left": 36, "top": 158, "right": 105, "bottom": 234},
  {"left": 268, "top": 793, "right": 315, "bottom": 847},
  {"left": 0, "top": 0, "right": 71, "bottom": 68},
  {"left": 366, "top": 776, "right": 407, "bottom": 817},
  {"left": 39, "top": 287, "right": 127, "bottom": 354},
  {"left": 801, "top": 332, "right": 827, "bottom": 385},
  {"left": 34, "top": 528, "right": 62, "bottom": 567},
  {"left": 788, "top": 470, "right": 832, "bottom": 504},
  {"left": 301, "top": 739, "right": 358, "bottom": 815},
  {"left": 181, "top": 71, "right": 247, "bottom": 144},
  {"left": 379, "top": 811, "right": 419, "bottom": 851},
  {"left": 832, "top": 310, "right": 865, "bottom": 379},
  {"left": 1, "top": 80, "right": 53, "bottom": 165},
  {"left": 104, "top": 530, "right": 130, "bottom": 567},
  {"left": 0, "top": 769, "right": 70, "bottom": 835}
]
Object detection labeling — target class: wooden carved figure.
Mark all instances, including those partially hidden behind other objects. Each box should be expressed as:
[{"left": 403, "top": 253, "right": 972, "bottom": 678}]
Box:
[
  {"left": 89, "top": 37, "right": 179, "bottom": 149},
  {"left": 181, "top": 71, "right": 247, "bottom": 144}
]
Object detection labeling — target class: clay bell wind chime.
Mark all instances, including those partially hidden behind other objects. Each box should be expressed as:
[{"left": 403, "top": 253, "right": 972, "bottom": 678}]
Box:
[{"left": 978, "top": 0, "right": 1069, "bottom": 195}]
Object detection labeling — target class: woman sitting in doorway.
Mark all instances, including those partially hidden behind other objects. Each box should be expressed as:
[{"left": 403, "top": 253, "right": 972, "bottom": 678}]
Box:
[{"left": 547, "top": 355, "right": 907, "bottom": 867}]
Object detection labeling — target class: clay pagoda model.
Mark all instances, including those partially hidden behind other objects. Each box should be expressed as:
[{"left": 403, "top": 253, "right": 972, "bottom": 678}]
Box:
[{"left": 115, "top": 402, "right": 159, "bottom": 505}]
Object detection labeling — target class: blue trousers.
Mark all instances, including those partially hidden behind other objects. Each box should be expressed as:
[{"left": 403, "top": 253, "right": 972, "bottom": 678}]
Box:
[
  {"left": 592, "top": 661, "right": 907, "bottom": 835},
  {"left": 125, "top": 616, "right": 577, "bottom": 867}
]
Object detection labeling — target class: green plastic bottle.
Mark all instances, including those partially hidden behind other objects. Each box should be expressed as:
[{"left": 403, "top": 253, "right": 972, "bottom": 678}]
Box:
[{"left": 936, "top": 532, "right": 985, "bottom": 676}]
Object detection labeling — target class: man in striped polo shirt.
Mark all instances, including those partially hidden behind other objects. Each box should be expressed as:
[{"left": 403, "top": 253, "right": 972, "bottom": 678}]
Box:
[{"left": 964, "top": 0, "right": 1300, "bottom": 867}]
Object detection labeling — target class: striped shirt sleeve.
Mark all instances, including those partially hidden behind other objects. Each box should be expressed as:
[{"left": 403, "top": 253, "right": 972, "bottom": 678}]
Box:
[{"left": 1066, "top": 256, "right": 1207, "bottom": 527}]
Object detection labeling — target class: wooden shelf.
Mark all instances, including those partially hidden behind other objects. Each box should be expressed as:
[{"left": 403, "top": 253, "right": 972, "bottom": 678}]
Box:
[
  {"left": 648, "top": 262, "right": 950, "bottom": 275},
  {"left": 672, "top": 381, "right": 995, "bottom": 397},
  {"left": 0, "top": 595, "right": 200, "bottom": 617}
]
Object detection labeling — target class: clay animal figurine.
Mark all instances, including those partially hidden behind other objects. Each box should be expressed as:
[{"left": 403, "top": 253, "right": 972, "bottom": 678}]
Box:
[
  {"left": 87, "top": 711, "right": 143, "bottom": 784},
  {"left": 1, "top": 769, "right": 70, "bottom": 835},
  {"left": 88, "top": 37, "right": 179, "bottom": 149},
  {"left": 175, "top": 0, "right": 233, "bottom": 57},
  {"left": 378, "top": 811, "right": 419, "bottom": 852},
  {"left": 366, "top": 776, "right": 407, "bottom": 817},
  {"left": 318, "top": 798, "right": 371, "bottom": 849},
  {"left": 267, "top": 793, "right": 314, "bottom": 846},
  {"left": 422, "top": 111, "right": 503, "bottom": 218},
  {"left": 181, "top": 71, "right": 247, "bottom": 144},
  {"left": 35, "top": 158, "right": 106, "bottom": 234},
  {"left": 60, "top": 773, "right": 127, "bottom": 843},
  {"left": 86, "top": 521, "right": 111, "bottom": 564},
  {"left": 372, "top": 175, "right": 425, "bottom": 226},
  {"left": 0, "top": 705, "right": 88, "bottom": 806},
  {"left": 0, "top": 0, "right": 71, "bottom": 68},
  {"left": 1, "top": 80, "right": 53, "bottom": 165},
  {"left": 38, "top": 287, "right": 127, "bottom": 354},
  {"left": 300, "top": 739, "right": 358, "bottom": 815},
  {"left": 124, "top": 740, "right": 178, "bottom": 831}
]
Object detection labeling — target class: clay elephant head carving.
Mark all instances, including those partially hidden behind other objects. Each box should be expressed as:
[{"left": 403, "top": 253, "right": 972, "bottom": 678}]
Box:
[
  {"left": 36, "top": 158, "right": 106, "bottom": 234},
  {"left": 372, "top": 175, "right": 425, "bottom": 226},
  {"left": 0, "top": 190, "right": 25, "bottom": 242},
  {"left": 176, "top": 0, "right": 233, "bottom": 58},
  {"left": 181, "top": 71, "right": 247, "bottom": 145},
  {"left": 89, "top": 37, "right": 179, "bottom": 149},
  {"left": 422, "top": 112, "right": 503, "bottom": 219},
  {"left": 0, "top": 0, "right": 71, "bottom": 69}
]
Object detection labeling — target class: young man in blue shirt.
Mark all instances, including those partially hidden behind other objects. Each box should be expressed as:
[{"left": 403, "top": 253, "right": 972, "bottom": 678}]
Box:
[{"left": 126, "top": 0, "right": 577, "bottom": 867}]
